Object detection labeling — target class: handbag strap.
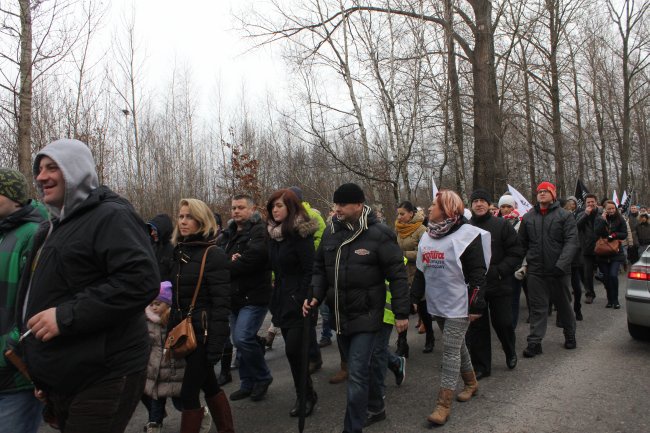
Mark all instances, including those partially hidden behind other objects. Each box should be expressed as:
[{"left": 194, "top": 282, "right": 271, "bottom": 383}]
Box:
[{"left": 187, "top": 245, "right": 216, "bottom": 317}]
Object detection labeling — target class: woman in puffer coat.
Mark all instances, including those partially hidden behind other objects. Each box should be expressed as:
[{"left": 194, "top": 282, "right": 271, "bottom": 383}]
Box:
[
  {"left": 266, "top": 189, "right": 320, "bottom": 417},
  {"left": 395, "top": 201, "right": 432, "bottom": 356},
  {"left": 170, "top": 198, "right": 234, "bottom": 433},
  {"left": 594, "top": 200, "right": 627, "bottom": 309}
]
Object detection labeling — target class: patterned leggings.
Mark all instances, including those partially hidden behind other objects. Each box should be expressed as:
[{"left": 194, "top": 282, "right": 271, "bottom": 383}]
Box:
[{"left": 434, "top": 316, "right": 473, "bottom": 390}]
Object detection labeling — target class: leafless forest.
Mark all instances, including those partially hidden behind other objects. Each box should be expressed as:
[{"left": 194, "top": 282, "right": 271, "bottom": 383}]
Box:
[{"left": 0, "top": 0, "right": 648, "bottom": 221}]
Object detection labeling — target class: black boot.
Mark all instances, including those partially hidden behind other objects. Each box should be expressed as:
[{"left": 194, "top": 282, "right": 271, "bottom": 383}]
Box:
[
  {"left": 290, "top": 389, "right": 318, "bottom": 417},
  {"left": 219, "top": 350, "right": 233, "bottom": 386},
  {"left": 423, "top": 330, "right": 435, "bottom": 353},
  {"left": 395, "top": 330, "right": 409, "bottom": 358}
]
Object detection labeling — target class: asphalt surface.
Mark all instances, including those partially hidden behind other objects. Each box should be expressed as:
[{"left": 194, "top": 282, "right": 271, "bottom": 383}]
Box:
[{"left": 38, "top": 278, "right": 650, "bottom": 433}]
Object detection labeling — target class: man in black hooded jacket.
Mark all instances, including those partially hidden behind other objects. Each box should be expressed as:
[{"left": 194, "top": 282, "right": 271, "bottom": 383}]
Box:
[
  {"left": 147, "top": 213, "right": 174, "bottom": 282},
  {"left": 468, "top": 189, "right": 524, "bottom": 379},
  {"left": 17, "top": 139, "right": 158, "bottom": 433}
]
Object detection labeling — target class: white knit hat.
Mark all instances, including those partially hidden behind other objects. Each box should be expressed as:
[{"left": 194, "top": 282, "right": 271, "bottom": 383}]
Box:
[{"left": 498, "top": 195, "right": 516, "bottom": 208}]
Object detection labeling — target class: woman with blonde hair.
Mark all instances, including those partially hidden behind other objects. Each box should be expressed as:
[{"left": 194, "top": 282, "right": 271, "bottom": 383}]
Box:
[
  {"left": 170, "top": 198, "right": 235, "bottom": 433},
  {"left": 410, "top": 190, "right": 489, "bottom": 426}
]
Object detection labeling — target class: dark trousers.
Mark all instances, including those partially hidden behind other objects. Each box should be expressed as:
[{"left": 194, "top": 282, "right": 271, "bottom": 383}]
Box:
[
  {"left": 466, "top": 293, "right": 516, "bottom": 374},
  {"left": 511, "top": 278, "right": 524, "bottom": 328},
  {"left": 527, "top": 274, "right": 576, "bottom": 344},
  {"left": 571, "top": 266, "right": 583, "bottom": 314},
  {"left": 308, "top": 323, "right": 322, "bottom": 362},
  {"left": 583, "top": 255, "right": 596, "bottom": 298},
  {"left": 598, "top": 260, "right": 623, "bottom": 305},
  {"left": 281, "top": 327, "right": 313, "bottom": 395},
  {"left": 180, "top": 343, "right": 221, "bottom": 409},
  {"left": 141, "top": 395, "right": 183, "bottom": 423},
  {"left": 48, "top": 370, "right": 146, "bottom": 433},
  {"left": 417, "top": 299, "right": 434, "bottom": 336}
]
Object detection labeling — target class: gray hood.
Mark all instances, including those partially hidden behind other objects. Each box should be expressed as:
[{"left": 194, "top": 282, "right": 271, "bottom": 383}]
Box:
[{"left": 33, "top": 139, "right": 99, "bottom": 221}]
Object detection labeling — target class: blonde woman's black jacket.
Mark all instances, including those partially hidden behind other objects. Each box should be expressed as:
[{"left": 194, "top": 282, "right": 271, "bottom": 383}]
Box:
[
  {"left": 17, "top": 186, "right": 159, "bottom": 394},
  {"left": 170, "top": 236, "right": 231, "bottom": 364},
  {"left": 312, "top": 207, "right": 409, "bottom": 336}
]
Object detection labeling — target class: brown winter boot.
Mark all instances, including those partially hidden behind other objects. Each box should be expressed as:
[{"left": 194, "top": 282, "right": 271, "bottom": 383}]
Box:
[
  {"left": 456, "top": 370, "right": 478, "bottom": 402},
  {"left": 329, "top": 362, "right": 348, "bottom": 384},
  {"left": 206, "top": 390, "right": 235, "bottom": 433},
  {"left": 427, "top": 388, "right": 454, "bottom": 425},
  {"left": 180, "top": 407, "right": 205, "bottom": 433}
]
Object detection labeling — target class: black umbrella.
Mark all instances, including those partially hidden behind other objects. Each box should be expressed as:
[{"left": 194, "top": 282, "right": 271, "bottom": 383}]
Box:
[{"left": 299, "top": 292, "right": 314, "bottom": 432}]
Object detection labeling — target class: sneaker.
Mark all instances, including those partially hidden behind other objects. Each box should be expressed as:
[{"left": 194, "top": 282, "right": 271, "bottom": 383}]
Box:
[
  {"left": 388, "top": 356, "right": 406, "bottom": 386},
  {"left": 523, "top": 342, "right": 543, "bottom": 358},
  {"left": 251, "top": 378, "right": 273, "bottom": 401},
  {"left": 364, "top": 410, "right": 386, "bottom": 427},
  {"left": 144, "top": 423, "right": 161, "bottom": 433},
  {"left": 230, "top": 388, "right": 252, "bottom": 401},
  {"left": 200, "top": 407, "right": 212, "bottom": 433},
  {"left": 318, "top": 336, "right": 332, "bottom": 348},
  {"left": 606, "top": 303, "right": 613, "bottom": 308},
  {"left": 613, "top": 303, "right": 621, "bottom": 309}
]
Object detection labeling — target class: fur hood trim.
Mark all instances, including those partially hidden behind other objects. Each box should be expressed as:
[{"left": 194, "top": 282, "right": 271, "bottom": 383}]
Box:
[
  {"left": 297, "top": 217, "right": 320, "bottom": 238},
  {"left": 145, "top": 305, "right": 162, "bottom": 324}
]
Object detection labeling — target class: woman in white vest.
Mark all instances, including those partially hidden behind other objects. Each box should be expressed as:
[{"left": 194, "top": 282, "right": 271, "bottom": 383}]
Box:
[{"left": 410, "top": 189, "right": 490, "bottom": 426}]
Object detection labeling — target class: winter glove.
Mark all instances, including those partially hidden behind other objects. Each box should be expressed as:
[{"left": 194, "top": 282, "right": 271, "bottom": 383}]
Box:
[
  {"left": 468, "top": 287, "right": 486, "bottom": 315},
  {"left": 514, "top": 266, "right": 527, "bottom": 281}
]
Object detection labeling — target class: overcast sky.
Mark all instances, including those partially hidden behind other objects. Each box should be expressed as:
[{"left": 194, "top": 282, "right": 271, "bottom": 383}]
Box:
[{"left": 107, "top": 0, "right": 289, "bottom": 114}]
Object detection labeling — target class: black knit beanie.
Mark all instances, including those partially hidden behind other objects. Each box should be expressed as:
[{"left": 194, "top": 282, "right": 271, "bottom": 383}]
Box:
[
  {"left": 333, "top": 183, "right": 365, "bottom": 204},
  {"left": 470, "top": 188, "right": 492, "bottom": 204},
  {"left": 0, "top": 168, "right": 28, "bottom": 205}
]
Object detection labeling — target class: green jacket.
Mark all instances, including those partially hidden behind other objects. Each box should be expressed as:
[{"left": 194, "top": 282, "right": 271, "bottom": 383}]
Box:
[
  {"left": 0, "top": 201, "right": 45, "bottom": 393},
  {"left": 303, "top": 202, "right": 326, "bottom": 250}
]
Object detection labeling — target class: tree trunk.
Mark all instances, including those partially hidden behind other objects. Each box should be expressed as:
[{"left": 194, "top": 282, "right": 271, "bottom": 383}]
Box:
[
  {"left": 468, "top": 0, "right": 503, "bottom": 198},
  {"left": 521, "top": 45, "right": 536, "bottom": 196},
  {"left": 18, "top": 0, "right": 33, "bottom": 180},
  {"left": 547, "top": 0, "right": 565, "bottom": 196}
]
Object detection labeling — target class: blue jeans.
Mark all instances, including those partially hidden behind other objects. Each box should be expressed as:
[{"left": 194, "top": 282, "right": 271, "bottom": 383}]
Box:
[
  {"left": 0, "top": 390, "right": 43, "bottom": 433},
  {"left": 368, "top": 324, "right": 398, "bottom": 414},
  {"left": 230, "top": 306, "right": 272, "bottom": 391},
  {"left": 319, "top": 303, "right": 333, "bottom": 339},
  {"left": 339, "top": 331, "right": 380, "bottom": 433}
]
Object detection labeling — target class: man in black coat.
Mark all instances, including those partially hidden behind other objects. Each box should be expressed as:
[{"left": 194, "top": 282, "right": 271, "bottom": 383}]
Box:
[
  {"left": 217, "top": 194, "right": 273, "bottom": 402},
  {"left": 467, "top": 189, "right": 524, "bottom": 379},
  {"left": 519, "top": 182, "right": 579, "bottom": 357},
  {"left": 576, "top": 193, "right": 600, "bottom": 303},
  {"left": 147, "top": 213, "right": 174, "bottom": 282},
  {"left": 304, "top": 183, "right": 410, "bottom": 433},
  {"left": 18, "top": 139, "right": 159, "bottom": 432}
]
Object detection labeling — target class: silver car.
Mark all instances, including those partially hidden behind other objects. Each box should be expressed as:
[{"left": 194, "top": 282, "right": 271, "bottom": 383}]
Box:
[{"left": 626, "top": 246, "right": 650, "bottom": 340}]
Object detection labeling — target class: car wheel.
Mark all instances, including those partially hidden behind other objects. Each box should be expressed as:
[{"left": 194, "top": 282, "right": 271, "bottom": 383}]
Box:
[{"left": 628, "top": 321, "right": 650, "bottom": 341}]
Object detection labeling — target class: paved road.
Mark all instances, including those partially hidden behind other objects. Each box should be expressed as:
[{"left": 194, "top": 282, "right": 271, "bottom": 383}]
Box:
[{"left": 39, "top": 279, "right": 650, "bottom": 433}]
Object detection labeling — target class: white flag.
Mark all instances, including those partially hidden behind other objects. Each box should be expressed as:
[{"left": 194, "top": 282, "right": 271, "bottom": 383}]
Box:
[
  {"left": 621, "top": 190, "right": 628, "bottom": 206},
  {"left": 432, "top": 176, "right": 439, "bottom": 198},
  {"left": 507, "top": 184, "right": 533, "bottom": 215},
  {"left": 613, "top": 190, "right": 619, "bottom": 206}
]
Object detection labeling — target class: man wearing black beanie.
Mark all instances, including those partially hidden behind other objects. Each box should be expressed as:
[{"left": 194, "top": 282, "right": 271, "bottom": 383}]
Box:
[{"left": 303, "top": 182, "right": 410, "bottom": 432}]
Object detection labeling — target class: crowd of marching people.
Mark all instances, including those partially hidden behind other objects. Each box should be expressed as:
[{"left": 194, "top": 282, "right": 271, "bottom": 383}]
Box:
[{"left": 0, "top": 138, "right": 648, "bottom": 433}]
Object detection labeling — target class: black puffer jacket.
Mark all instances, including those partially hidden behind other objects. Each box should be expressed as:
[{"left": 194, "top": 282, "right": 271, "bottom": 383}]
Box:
[
  {"left": 312, "top": 206, "right": 409, "bottom": 336},
  {"left": 410, "top": 219, "right": 488, "bottom": 314},
  {"left": 268, "top": 218, "right": 319, "bottom": 329},
  {"left": 170, "top": 237, "right": 231, "bottom": 363},
  {"left": 470, "top": 212, "right": 524, "bottom": 297},
  {"left": 217, "top": 213, "right": 272, "bottom": 311},
  {"left": 576, "top": 207, "right": 601, "bottom": 257},
  {"left": 594, "top": 214, "right": 627, "bottom": 263},
  {"left": 148, "top": 213, "right": 175, "bottom": 282},
  {"left": 18, "top": 187, "right": 158, "bottom": 394},
  {"left": 519, "top": 201, "right": 579, "bottom": 276}
]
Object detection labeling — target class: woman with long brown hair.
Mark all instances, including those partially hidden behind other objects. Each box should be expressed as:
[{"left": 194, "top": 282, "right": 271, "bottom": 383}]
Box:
[
  {"left": 266, "top": 189, "right": 320, "bottom": 417},
  {"left": 594, "top": 200, "right": 627, "bottom": 308}
]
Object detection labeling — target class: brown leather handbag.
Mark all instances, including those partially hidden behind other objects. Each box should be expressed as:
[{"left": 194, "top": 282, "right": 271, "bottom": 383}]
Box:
[
  {"left": 165, "top": 246, "right": 214, "bottom": 360},
  {"left": 594, "top": 237, "right": 621, "bottom": 256}
]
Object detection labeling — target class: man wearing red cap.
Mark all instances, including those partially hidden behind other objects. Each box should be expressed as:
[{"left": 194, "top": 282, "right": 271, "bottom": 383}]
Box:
[{"left": 518, "top": 181, "right": 579, "bottom": 357}]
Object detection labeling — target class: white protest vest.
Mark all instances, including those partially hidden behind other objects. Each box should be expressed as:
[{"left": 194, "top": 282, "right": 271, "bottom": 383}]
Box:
[{"left": 416, "top": 224, "right": 491, "bottom": 319}]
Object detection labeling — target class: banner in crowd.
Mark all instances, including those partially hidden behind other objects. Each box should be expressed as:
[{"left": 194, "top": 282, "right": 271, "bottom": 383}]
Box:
[
  {"left": 507, "top": 184, "right": 533, "bottom": 215},
  {"left": 620, "top": 190, "right": 631, "bottom": 214},
  {"left": 613, "top": 190, "right": 620, "bottom": 206},
  {"left": 432, "top": 176, "right": 439, "bottom": 198},
  {"left": 574, "top": 179, "right": 590, "bottom": 209}
]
